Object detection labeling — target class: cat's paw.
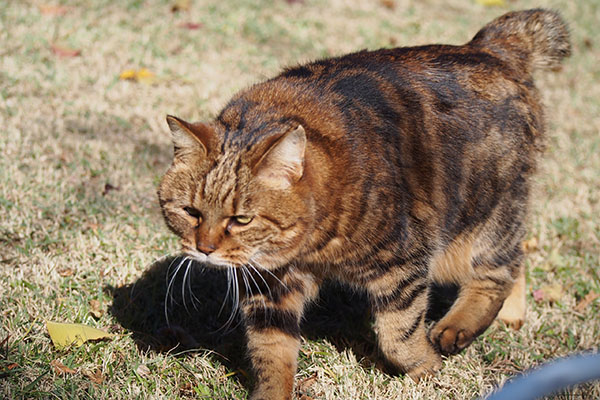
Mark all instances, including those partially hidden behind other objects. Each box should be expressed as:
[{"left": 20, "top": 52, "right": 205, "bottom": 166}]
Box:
[
  {"left": 429, "top": 322, "right": 475, "bottom": 355},
  {"left": 405, "top": 354, "right": 442, "bottom": 382}
]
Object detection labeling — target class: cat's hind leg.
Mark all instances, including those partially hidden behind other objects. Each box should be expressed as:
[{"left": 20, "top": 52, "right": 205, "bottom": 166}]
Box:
[
  {"left": 429, "top": 241, "right": 523, "bottom": 355},
  {"left": 496, "top": 265, "right": 526, "bottom": 330}
]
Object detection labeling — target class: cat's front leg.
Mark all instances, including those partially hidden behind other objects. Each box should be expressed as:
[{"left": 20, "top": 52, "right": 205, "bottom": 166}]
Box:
[
  {"left": 367, "top": 267, "right": 442, "bottom": 380},
  {"left": 242, "top": 268, "right": 319, "bottom": 400}
]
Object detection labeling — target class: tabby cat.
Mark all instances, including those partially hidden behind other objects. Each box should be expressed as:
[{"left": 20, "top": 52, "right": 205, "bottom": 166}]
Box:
[{"left": 157, "top": 9, "right": 570, "bottom": 400}]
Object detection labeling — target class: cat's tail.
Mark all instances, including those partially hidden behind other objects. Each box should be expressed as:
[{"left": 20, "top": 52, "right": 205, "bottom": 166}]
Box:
[{"left": 470, "top": 8, "right": 571, "bottom": 71}]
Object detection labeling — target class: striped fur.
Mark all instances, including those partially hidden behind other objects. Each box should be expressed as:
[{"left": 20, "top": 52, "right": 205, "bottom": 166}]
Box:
[{"left": 157, "top": 9, "right": 570, "bottom": 399}]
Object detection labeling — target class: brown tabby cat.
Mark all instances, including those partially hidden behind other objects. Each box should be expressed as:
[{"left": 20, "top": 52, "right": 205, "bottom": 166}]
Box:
[{"left": 157, "top": 9, "right": 570, "bottom": 400}]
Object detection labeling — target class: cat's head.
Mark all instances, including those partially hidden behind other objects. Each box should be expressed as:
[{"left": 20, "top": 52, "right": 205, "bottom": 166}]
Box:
[{"left": 158, "top": 115, "right": 312, "bottom": 271}]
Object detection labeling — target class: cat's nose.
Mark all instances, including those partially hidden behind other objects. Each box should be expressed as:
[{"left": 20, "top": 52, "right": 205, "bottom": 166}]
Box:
[{"left": 197, "top": 242, "right": 216, "bottom": 255}]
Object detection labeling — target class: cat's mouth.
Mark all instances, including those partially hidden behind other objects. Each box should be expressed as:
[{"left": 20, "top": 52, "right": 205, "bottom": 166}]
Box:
[{"left": 181, "top": 247, "right": 241, "bottom": 269}]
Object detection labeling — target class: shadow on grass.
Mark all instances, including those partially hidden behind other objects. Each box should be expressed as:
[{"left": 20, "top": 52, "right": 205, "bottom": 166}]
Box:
[{"left": 106, "top": 256, "right": 458, "bottom": 387}]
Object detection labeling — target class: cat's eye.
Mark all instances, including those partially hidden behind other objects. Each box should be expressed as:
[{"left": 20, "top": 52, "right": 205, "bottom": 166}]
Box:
[
  {"left": 233, "top": 215, "right": 253, "bottom": 225},
  {"left": 183, "top": 206, "right": 202, "bottom": 219}
]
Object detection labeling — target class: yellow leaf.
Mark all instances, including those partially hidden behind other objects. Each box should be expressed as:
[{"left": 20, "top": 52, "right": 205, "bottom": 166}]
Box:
[
  {"left": 46, "top": 321, "right": 113, "bottom": 349},
  {"left": 119, "top": 68, "right": 156, "bottom": 84},
  {"left": 171, "top": 0, "right": 191, "bottom": 12},
  {"left": 476, "top": 0, "right": 505, "bottom": 6},
  {"left": 539, "top": 283, "right": 564, "bottom": 303},
  {"left": 135, "top": 68, "right": 156, "bottom": 84},
  {"left": 119, "top": 69, "right": 136, "bottom": 80}
]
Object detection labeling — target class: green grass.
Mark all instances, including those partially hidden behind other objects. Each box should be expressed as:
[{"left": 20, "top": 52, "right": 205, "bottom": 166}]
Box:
[{"left": 1, "top": 0, "right": 599, "bottom": 399}]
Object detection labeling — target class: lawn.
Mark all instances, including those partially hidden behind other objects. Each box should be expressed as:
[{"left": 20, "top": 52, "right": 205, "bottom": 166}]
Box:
[{"left": 1, "top": 0, "right": 598, "bottom": 399}]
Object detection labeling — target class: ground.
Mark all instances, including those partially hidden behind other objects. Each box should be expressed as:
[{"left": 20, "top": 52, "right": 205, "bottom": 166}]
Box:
[{"left": 0, "top": 0, "right": 599, "bottom": 399}]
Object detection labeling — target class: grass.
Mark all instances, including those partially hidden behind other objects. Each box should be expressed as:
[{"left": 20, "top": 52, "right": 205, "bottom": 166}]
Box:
[{"left": 1, "top": 0, "right": 599, "bottom": 398}]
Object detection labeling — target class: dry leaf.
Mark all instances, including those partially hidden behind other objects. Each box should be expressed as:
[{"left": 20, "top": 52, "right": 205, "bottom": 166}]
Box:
[
  {"left": 6, "top": 363, "right": 19, "bottom": 370},
  {"left": 102, "top": 183, "right": 120, "bottom": 196},
  {"left": 171, "top": 0, "right": 191, "bottom": 12},
  {"left": 135, "top": 68, "right": 155, "bottom": 84},
  {"left": 179, "top": 22, "right": 203, "bottom": 30},
  {"left": 83, "top": 369, "right": 104, "bottom": 384},
  {"left": 46, "top": 321, "right": 114, "bottom": 349},
  {"left": 534, "top": 283, "right": 564, "bottom": 304},
  {"left": 119, "top": 69, "right": 136, "bottom": 80},
  {"left": 297, "top": 372, "right": 318, "bottom": 392},
  {"left": 50, "top": 359, "right": 77, "bottom": 375},
  {"left": 89, "top": 300, "right": 103, "bottom": 319},
  {"left": 522, "top": 237, "right": 538, "bottom": 252},
  {"left": 39, "top": 5, "right": 70, "bottom": 16},
  {"left": 57, "top": 267, "right": 74, "bottom": 277},
  {"left": 475, "top": 0, "right": 505, "bottom": 6},
  {"left": 380, "top": 0, "right": 396, "bottom": 10},
  {"left": 574, "top": 291, "right": 600, "bottom": 313},
  {"left": 532, "top": 288, "right": 545, "bottom": 303},
  {"left": 119, "top": 68, "right": 156, "bottom": 85},
  {"left": 51, "top": 44, "right": 81, "bottom": 58},
  {"left": 136, "top": 364, "right": 151, "bottom": 377},
  {"left": 543, "top": 283, "right": 564, "bottom": 303}
]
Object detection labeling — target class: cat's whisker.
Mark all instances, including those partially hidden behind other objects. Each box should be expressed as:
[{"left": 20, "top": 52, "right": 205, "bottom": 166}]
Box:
[
  {"left": 181, "top": 258, "right": 194, "bottom": 314},
  {"left": 220, "top": 265, "right": 241, "bottom": 333},
  {"left": 165, "top": 255, "right": 181, "bottom": 289},
  {"left": 244, "top": 265, "right": 267, "bottom": 313},
  {"left": 247, "top": 261, "right": 271, "bottom": 304},
  {"left": 188, "top": 261, "right": 202, "bottom": 312},
  {"left": 218, "top": 266, "right": 232, "bottom": 318},
  {"left": 240, "top": 266, "right": 252, "bottom": 303},
  {"left": 251, "top": 259, "right": 288, "bottom": 289},
  {"left": 164, "top": 255, "right": 187, "bottom": 326},
  {"left": 245, "top": 264, "right": 266, "bottom": 303}
]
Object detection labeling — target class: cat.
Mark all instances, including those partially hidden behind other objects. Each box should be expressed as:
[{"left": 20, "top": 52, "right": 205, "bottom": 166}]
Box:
[{"left": 157, "top": 9, "right": 570, "bottom": 400}]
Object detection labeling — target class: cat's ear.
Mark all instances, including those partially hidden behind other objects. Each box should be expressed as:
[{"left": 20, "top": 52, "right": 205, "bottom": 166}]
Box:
[
  {"left": 166, "top": 115, "right": 215, "bottom": 157},
  {"left": 253, "top": 124, "right": 306, "bottom": 189}
]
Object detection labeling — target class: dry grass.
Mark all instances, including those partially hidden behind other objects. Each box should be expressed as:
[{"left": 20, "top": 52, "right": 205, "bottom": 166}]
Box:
[{"left": 1, "top": 0, "right": 599, "bottom": 399}]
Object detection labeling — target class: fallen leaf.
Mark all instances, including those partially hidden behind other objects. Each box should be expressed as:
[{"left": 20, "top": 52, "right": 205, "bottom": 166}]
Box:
[
  {"left": 57, "top": 267, "right": 74, "bottom": 277},
  {"left": 547, "top": 248, "right": 563, "bottom": 266},
  {"left": 574, "top": 291, "right": 600, "bottom": 313},
  {"left": 136, "top": 364, "right": 151, "bottom": 378},
  {"left": 119, "top": 68, "right": 156, "bottom": 85},
  {"left": 85, "top": 222, "right": 100, "bottom": 232},
  {"left": 50, "top": 359, "right": 77, "bottom": 375},
  {"left": 179, "top": 22, "right": 203, "bottom": 30},
  {"left": 380, "top": 0, "right": 396, "bottom": 10},
  {"left": 475, "top": 0, "right": 505, "bottom": 6},
  {"left": 46, "top": 321, "right": 114, "bottom": 349},
  {"left": 51, "top": 44, "right": 81, "bottom": 58},
  {"left": 83, "top": 369, "right": 104, "bottom": 384},
  {"left": 1, "top": 334, "right": 9, "bottom": 349},
  {"left": 6, "top": 363, "right": 19, "bottom": 370},
  {"left": 135, "top": 68, "right": 156, "bottom": 84},
  {"left": 102, "top": 183, "right": 120, "bottom": 196},
  {"left": 522, "top": 237, "right": 538, "bottom": 252},
  {"left": 39, "top": 5, "right": 70, "bottom": 16},
  {"left": 171, "top": 0, "right": 191, "bottom": 12},
  {"left": 297, "top": 372, "right": 318, "bottom": 392},
  {"left": 89, "top": 300, "right": 103, "bottom": 319},
  {"left": 532, "top": 288, "right": 545, "bottom": 303},
  {"left": 535, "top": 283, "right": 564, "bottom": 304},
  {"left": 119, "top": 69, "right": 136, "bottom": 80}
]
